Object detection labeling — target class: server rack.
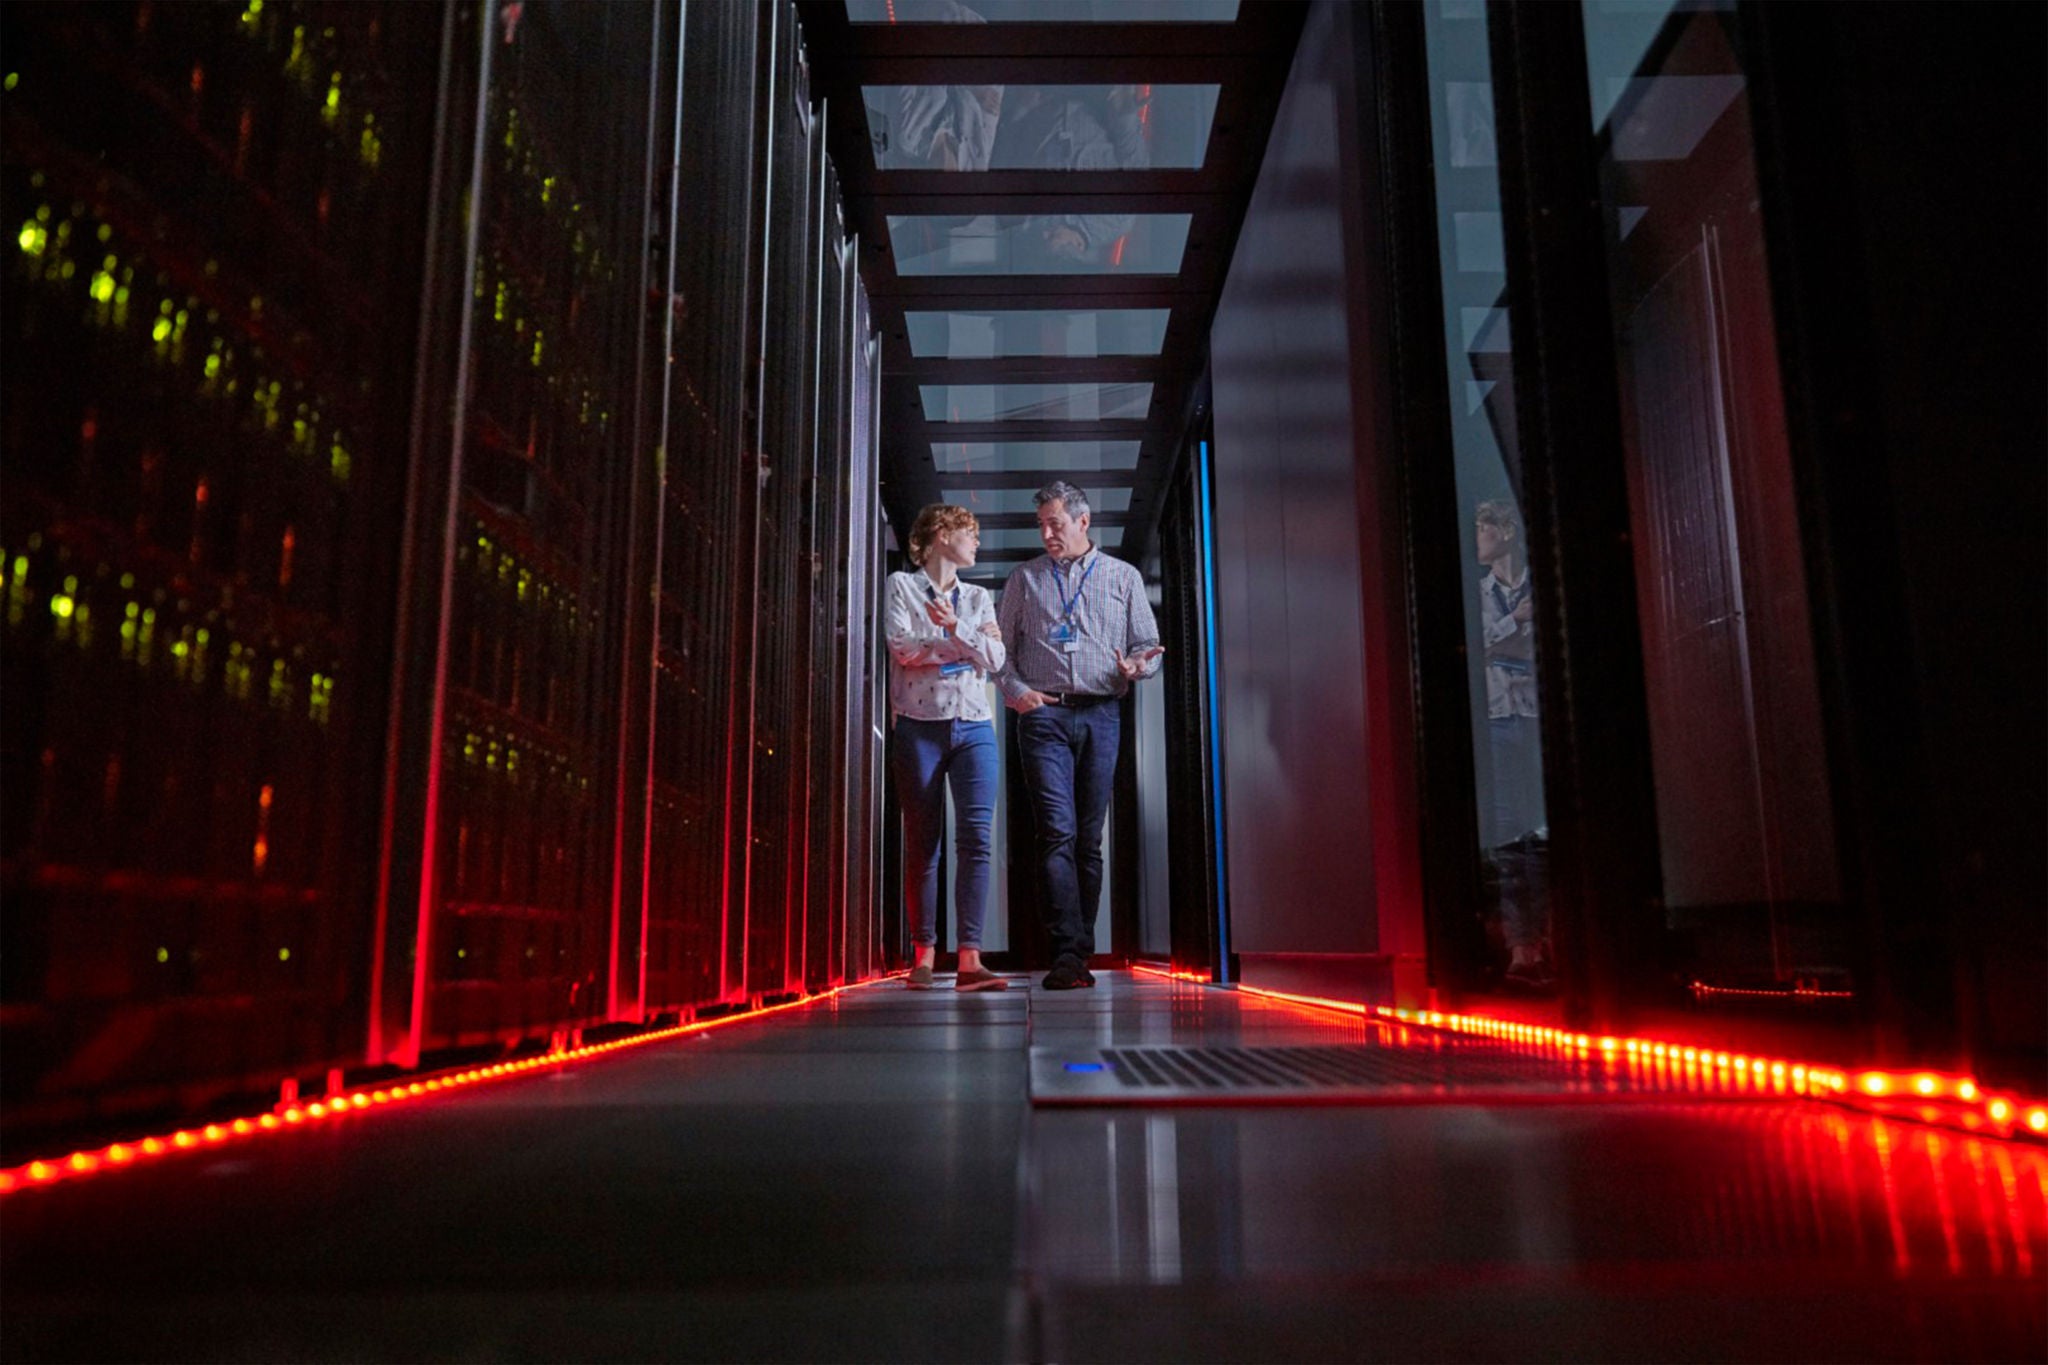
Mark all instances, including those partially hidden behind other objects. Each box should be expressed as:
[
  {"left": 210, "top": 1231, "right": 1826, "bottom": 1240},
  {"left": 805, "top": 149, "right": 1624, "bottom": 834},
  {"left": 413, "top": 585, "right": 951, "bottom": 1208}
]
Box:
[
  {"left": 1, "top": 0, "right": 438, "bottom": 1133},
  {"left": 368, "top": 0, "right": 663, "bottom": 1064},
  {"left": 643, "top": 0, "right": 766, "bottom": 1015},
  {"left": 2, "top": 0, "right": 886, "bottom": 1149}
]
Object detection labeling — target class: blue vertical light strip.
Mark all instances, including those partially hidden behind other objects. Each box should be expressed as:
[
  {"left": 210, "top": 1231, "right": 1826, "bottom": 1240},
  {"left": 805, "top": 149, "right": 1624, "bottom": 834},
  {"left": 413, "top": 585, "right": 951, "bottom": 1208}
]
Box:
[{"left": 1196, "top": 438, "right": 1231, "bottom": 982}]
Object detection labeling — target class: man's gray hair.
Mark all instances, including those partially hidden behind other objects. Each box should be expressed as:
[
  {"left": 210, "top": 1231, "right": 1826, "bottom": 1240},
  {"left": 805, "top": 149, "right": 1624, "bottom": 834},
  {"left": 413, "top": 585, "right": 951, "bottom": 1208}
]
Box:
[{"left": 1033, "top": 480, "right": 1091, "bottom": 521}]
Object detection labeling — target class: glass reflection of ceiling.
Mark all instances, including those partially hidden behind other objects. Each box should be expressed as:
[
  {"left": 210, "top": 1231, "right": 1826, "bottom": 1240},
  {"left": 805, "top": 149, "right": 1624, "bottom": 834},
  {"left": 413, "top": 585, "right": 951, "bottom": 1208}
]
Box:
[
  {"left": 921, "top": 383, "right": 1151, "bottom": 423},
  {"left": 847, "top": 1, "right": 1238, "bottom": 22},
  {"left": 943, "top": 487, "right": 1133, "bottom": 514},
  {"left": 863, "top": 86, "right": 1220, "bottom": 172},
  {"left": 906, "top": 309, "right": 1171, "bottom": 359},
  {"left": 887, "top": 214, "right": 1191, "bottom": 276},
  {"left": 930, "top": 440, "right": 1142, "bottom": 472},
  {"left": 980, "top": 526, "right": 1125, "bottom": 550}
]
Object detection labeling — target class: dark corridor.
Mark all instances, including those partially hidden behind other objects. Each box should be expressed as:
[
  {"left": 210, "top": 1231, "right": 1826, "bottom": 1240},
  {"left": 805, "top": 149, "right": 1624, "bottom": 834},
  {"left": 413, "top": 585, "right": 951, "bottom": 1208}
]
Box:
[{"left": 2, "top": 0, "right": 2043, "bottom": 1360}]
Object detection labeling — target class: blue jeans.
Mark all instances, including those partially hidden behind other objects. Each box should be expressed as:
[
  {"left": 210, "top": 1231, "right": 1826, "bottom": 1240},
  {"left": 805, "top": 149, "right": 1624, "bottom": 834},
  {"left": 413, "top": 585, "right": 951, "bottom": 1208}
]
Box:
[
  {"left": 1016, "top": 702, "right": 1119, "bottom": 968},
  {"left": 892, "top": 717, "right": 998, "bottom": 949}
]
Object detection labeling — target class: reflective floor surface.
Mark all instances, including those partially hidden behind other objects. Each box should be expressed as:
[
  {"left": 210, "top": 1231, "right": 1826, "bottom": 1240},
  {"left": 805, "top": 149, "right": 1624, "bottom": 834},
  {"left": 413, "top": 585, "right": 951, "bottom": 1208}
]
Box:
[{"left": 4, "top": 973, "right": 2044, "bottom": 1362}]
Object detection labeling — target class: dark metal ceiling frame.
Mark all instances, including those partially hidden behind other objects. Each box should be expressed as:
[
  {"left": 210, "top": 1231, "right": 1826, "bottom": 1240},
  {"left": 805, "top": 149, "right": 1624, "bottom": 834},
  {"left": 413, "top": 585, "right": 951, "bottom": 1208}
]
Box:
[{"left": 795, "top": 0, "right": 1306, "bottom": 572}]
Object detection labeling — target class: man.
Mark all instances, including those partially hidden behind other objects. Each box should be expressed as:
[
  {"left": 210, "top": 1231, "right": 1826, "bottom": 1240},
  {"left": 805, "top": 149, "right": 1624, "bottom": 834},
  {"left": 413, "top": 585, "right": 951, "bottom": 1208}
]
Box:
[{"left": 996, "top": 481, "right": 1165, "bottom": 990}]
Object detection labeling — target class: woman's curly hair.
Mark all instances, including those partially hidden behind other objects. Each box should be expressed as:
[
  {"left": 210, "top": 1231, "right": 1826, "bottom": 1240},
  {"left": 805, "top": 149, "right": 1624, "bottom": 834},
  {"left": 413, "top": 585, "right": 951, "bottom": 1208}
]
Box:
[{"left": 907, "top": 503, "right": 979, "bottom": 566}]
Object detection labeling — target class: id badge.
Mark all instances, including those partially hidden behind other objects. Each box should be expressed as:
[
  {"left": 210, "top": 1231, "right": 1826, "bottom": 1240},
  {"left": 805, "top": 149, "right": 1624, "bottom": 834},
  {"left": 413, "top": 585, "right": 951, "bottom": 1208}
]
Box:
[{"left": 1050, "top": 620, "right": 1078, "bottom": 645}]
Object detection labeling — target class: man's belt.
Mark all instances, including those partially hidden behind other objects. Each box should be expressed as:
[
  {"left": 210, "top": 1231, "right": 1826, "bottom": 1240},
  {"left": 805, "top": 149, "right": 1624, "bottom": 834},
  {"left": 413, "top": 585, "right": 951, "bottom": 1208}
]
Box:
[{"left": 1045, "top": 691, "right": 1116, "bottom": 708}]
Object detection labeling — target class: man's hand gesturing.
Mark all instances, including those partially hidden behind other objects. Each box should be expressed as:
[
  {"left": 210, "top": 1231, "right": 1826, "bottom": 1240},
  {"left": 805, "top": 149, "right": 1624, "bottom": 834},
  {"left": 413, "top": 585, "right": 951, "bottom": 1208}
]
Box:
[{"left": 1113, "top": 645, "right": 1165, "bottom": 680}]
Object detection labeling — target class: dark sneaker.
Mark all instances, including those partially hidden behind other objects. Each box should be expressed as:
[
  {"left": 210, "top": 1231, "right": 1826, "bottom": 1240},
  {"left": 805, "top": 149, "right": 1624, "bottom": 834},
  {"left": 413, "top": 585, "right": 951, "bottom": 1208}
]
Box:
[
  {"left": 1041, "top": 962, "right": 1087, "bottom": 990},
  {"left": 1078, "top": 966, "right": 1097, "bottom": 986},
  {"left": 954, "top": 967, "right": 1009, "bottom": 992},
  {"left": 906, "top": 964, "right": 935, "bottom": 990}
]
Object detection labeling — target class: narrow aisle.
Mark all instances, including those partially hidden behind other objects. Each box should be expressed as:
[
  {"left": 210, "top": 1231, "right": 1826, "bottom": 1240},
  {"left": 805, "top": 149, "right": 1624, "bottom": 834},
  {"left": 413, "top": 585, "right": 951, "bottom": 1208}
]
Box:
[{"left": 4, "top": 973, "right": 2044, "bottom": 1363}]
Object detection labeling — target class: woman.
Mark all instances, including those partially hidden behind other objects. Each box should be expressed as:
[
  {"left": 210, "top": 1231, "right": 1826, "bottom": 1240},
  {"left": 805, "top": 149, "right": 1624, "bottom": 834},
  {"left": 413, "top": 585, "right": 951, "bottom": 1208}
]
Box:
[{"left": 885, "top": 504, "right": 1008, "bottom": 991}]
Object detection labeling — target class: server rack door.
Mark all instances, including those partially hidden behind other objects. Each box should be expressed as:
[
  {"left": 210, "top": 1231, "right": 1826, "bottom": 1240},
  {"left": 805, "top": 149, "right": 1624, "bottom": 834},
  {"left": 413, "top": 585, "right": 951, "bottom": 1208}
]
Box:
[
  {"left": 1, "top": 0, "right": 438, "bottom": 1133},
  {"left": 645, "top": 0, "right": 763, "bottom": 1016},
  {"left": 400, "top": 0, "right": 662, "bottom": 1057}
]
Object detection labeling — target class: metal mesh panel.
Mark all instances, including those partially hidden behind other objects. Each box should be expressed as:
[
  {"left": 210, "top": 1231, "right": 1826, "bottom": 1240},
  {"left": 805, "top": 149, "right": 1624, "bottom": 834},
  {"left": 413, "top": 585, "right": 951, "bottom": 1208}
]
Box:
[{"left": 1030, "top": 1041, "right": 1694, "bottom": 1105}]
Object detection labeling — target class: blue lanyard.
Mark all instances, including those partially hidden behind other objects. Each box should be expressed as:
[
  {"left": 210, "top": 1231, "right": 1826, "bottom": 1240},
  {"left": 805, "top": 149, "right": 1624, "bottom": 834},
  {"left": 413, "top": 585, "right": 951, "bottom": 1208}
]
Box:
[
  {"left": 1051, "top": 552, "right": 1098, "bottom": 621},
  {"left": 923, "top": 580, "right": 961, "bottom": 614}
]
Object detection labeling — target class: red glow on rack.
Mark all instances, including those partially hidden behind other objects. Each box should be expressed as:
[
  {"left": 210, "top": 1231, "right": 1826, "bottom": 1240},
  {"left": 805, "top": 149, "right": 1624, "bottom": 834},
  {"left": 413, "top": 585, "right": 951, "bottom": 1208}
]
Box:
[
  {"left": 0, "top": 974, "right": 903, "bottom": 1199},
  {"left": 1110, "top": 235, "right": 1128, "bottom": 268}
]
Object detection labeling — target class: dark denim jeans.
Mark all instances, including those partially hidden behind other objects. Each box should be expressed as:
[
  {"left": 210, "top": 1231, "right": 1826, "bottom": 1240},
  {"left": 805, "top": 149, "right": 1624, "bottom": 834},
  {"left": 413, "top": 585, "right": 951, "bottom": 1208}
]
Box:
[
  {"left": 1487, "top": 714, "right": 1547, "bottom": 950},
  {"left": 1015, "top": 701, "right": 1119, "bottom": 968},
  {"left": 891, "top": 717, "right": 998, "bottom": 949}
]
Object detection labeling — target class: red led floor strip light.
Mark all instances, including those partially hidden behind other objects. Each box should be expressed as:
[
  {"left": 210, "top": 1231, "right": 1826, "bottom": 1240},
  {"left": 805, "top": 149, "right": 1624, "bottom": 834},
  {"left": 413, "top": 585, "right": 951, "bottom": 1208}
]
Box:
[
  {"left": 1131, "top": 963, "right": 2048, "bottom": 1144},
  {"left": 0, "top": 974, "right": 904, "bottom": 1198}
]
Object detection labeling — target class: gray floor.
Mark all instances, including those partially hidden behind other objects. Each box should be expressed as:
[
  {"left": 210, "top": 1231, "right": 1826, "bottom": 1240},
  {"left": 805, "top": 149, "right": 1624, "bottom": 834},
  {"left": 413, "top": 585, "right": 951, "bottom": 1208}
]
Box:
[{"left": 4, "top": 973, "right": 2045, "bottom": 1362}]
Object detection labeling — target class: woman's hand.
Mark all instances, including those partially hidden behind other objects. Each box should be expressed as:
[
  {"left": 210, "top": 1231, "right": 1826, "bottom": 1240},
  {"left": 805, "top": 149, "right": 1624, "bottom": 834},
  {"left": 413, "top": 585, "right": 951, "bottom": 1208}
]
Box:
[
  {"left": 924, "top": 595, "right": 959, "bottom": 635},
  {"left": 979, "top": 621, "right": 1001, "bottom": 640}
]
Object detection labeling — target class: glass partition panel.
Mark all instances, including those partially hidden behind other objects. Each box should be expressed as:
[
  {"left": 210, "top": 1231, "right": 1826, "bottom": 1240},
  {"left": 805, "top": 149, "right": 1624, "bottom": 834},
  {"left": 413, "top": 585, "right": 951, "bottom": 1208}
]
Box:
[
  {"left": 847, "top": 0, "right": 1238, "bottom": 22},
  {"left": 1421, "top": 0, "right": 1553, "bottom": 995},
  {"left": 863, "top": 85, "right": 1219, "bottom": 172},
  {"left": 943, "top": 487, "right": 1134, "bottom": 513},
  {"left": 888, "top": 213, "right": 1191, "bottom": 276},
  {"left": 906, "top": 309, "right": 1171, "bottom": 358},
  {"left": 1580, "top": 0, "right": 1842, "bottom": 992},
  {"left": 921, "top": 383, "right": 1152, "bottom": 422},
  {"left": 932, "top": 439, "right": 1143, "bottom": 472}
]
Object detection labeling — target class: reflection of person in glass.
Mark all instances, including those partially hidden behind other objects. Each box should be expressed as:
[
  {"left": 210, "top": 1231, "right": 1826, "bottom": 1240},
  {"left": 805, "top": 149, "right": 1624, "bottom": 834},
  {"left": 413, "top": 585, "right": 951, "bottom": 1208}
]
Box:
[
  {"left": 880, "top": 1, "right": 1002, "bottom": 171},
  {"left": 1475, "top": 499, "right": 1550, "bottom": 988},
  {"left": 885, "top": 505, "right": 1010, "bottom": 993},
  {"left": 881, "top": 75, "right": 1153, "bottom": 270},
  {"left": 992, "top": 84, "right": 1150, "bottom": 264}
]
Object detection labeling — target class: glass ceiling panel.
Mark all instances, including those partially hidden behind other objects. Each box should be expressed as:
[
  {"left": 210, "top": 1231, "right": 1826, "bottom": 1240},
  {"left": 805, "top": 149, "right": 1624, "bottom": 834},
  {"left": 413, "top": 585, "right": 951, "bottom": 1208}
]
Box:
[
  {"left": 906, "top": 309, "right": 1170, "bottom": 359},
  {"left": 943, "top": 487, "right": 1134, "bottom": 514},
  {"left": 931, "top": 440, "right": 1142, "bottom": 473},
  {"left": 980, "top": 526, "right": 1125, "bottom": 550},
  {"left": 921, "top": 383, "right": 1151, "bottom": 422},
  {"left": 847, "top": 1, "right": 1238, "bottom": 22},
  {"left": 888, "top": 214, "right": 1190, "bottom": 276},
  {"left": 862, "top": 85, "right": 1220, "bottom": 172}
]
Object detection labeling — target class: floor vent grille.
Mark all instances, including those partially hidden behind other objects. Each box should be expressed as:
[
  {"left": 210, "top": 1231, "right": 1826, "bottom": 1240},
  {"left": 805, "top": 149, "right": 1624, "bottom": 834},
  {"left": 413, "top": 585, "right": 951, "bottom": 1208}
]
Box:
[{"left": 1031, "top": 1042, "right": 1690, "bottom": 1106}]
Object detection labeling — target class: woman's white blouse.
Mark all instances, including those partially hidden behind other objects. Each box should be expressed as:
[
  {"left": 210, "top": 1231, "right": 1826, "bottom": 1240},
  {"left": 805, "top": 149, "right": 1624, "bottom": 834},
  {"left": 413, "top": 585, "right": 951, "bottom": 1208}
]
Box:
[{"left": 884, "top": 569, "right": 1005, "bottom": 722}]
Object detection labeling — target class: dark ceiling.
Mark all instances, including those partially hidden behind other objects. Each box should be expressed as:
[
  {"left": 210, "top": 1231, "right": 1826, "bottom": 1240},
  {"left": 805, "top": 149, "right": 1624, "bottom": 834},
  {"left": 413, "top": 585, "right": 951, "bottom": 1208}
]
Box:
[{"left": 795, "top": 0, "right": 1306, "bottom": 587}]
